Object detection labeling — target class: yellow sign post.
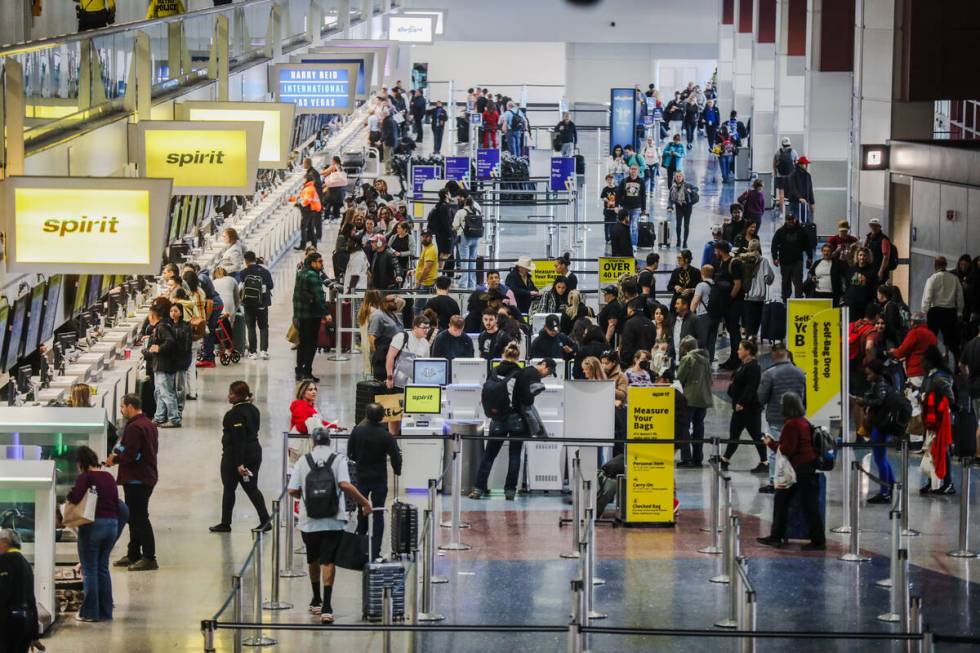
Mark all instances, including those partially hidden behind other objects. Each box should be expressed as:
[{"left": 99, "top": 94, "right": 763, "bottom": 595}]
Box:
[
  {"left": 787, "top": 299, "right": 842, "bottom": 425},
  {"left": 598, "top": 256, "right": 635, "bottom": 285},
  {"left": 530, "top": 259, "right": 559, "bottom": 289},
  {"left": 625, "top": 386, "right": 675, "bottom": 525}
]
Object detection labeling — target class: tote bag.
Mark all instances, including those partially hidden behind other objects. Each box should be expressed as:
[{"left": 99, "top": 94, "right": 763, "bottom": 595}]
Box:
[{"left": 64, "top": 486, "right": 99, "bottom": 528}]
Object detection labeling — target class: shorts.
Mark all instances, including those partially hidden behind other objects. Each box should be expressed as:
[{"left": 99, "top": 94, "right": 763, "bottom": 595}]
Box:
[
  {"left": 301, "top": 530, "right": 344, "bottom": 565},
  {"left": 774, "top": 176, "right": 788, "bottom": 191}
]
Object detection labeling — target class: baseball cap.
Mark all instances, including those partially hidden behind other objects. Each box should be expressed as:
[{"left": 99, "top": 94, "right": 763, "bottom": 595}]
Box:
[
  {"left": 538, "top": 358, "right": 557, "bottom": 377},
  {"left": 545, "top": 315, "right": 560, "bottom": 331},
  {"left": 602, "top": 285, "right": 619, "bottom": 296},
  {"left": 798, "top": 156, "right": 810, "bottom": 165},
  {"left": 868, "top": 218, "right": 882, "bottom": 226},
  {"left": 781, "top": 137, "right": 791, "bottom": 147}
]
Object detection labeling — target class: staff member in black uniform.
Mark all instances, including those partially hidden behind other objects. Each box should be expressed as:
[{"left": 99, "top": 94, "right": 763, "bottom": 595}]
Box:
[
  {"left": 210, "top": 381, "right": 271, "bottom": 533},
  {"left": 0, "top": 528, "right": 39, "bottom": 653},
  {"left": 347, "top": 403, "right": 403, "bottom": 561}
]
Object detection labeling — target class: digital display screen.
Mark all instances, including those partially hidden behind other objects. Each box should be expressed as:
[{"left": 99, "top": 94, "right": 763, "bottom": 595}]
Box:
[
  {"left": 5, "top": 295, "right": 28, "bottom": 371},
  {"left": 86, "top": 275, "right": 102, "bottom": 308},
  {"left": 23, "top": 283, "right": 46, "bottom": 358},
  {"left": 273, "top": 63, "right": 358, "bottom": 114},
  {"left": 0, "top": 306, "right": 10, "bottom": 370},
  {"left": 403, "top": 384, "right": 442, "bottom": 415},
  {"left": 298, "top": 57, "right": 366, "bottom": 96},
  {"left": 40, "top": 275, "right": 64, "bottom": 346},
  {"left": 413, "top": 359, "right": 448, "bottom": 387}
]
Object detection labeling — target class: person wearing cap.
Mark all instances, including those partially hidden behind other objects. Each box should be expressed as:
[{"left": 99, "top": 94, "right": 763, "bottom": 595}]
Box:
[
  {"left": 863, "top": 218, "right": 894, "bottom": 283},
  {"left": 598, "top": 285, "right": 625, "bottom": 345},
  {"left": 786, "top": 156, "right": 815, "bottom": 221},
  {"left": 921, "top": 255, "right": 965, "bottom": 361},
  {"left": 414, "top": 230, "right": 439, "bottom": 293},
  {"left": 772, "top": 137, "right": 799, "bottom": 216},
  {"left": 771, "top": 212, "right": 813, "bottom": 299},
  {"left": 616, "top": 163, "right": 648, "bottom": 248},
  {"left": 619, "top": 297, "right": 657, "bottom": 370},
  {"left": 889, "top": 312, "right": 938, "bottom": 386},
  {"left": 530, "top": 314, "right": 577, "bottom": 361},
  {"left": 757, "top": 342, "right": 807, "bottom": 493},
  {"left": 292, "top": 253, "right": 328, "bottom": 382},
  {"left": 714, "top": 240, "right": 746, "bottom": 370},
  {"left": 667, "top": 249, "right": 701, "bottom": 311},
  {"left": 554, "top": 253, "right": 578, "bottom": 291},
  {"left": 368, "top": 234, "right": 399, "bottom": 290},
  {"left": 505, "top": 256, "right": 541, "bottom": 314},
  {"left": 609, "top": 209, "right": 634, "bottom": 259},
  {"left": 701, "top": 224, "right": 725, "bottom": 267},
  {"left": 827, "top": 220, "right": 858, "bottom": 263},
  {"left": 737, "top": 178, "right": 767, "bottom": 225}
]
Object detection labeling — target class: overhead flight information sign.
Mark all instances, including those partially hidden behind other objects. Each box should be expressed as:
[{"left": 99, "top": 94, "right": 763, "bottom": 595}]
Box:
[{"left": 272, "top": 62, "right": 359, "bottom": 114}]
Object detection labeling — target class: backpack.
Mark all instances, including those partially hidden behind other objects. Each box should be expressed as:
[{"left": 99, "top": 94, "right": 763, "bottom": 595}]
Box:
[
  {"left": 808, "top": 422, "right": 836, "bottom": 471},
  {"left": 174, "top": 322, "right": 193, "bottom": 362},
  {"left": 738, "top": 253, "right": 759, "bottom": 290},
  {"left": 776, "top": 148, "right": 795, "bottom": 176},
  {"left": 886, "top": 238, "right": 899, "bottom": 272},
  {"left": 481, "top": 368, "right": 519, "bottom": 419},
  {"left": 303, "top": 453, "right": 340, "bottom": 519},
  {"left": 510, "top": 111, "right": 526, "bottom": 132},
  {"left": 847, "top": 320, "right": 875, "bottom": 361},
  {"left": 240, "top": 271, "right": 265, "bottom": 310},
  {"left": 879, "top": 387, "right": 913, "bottom": 435},
  {"left": 462, "top": 208, "right": 484, "bottom": 238}
]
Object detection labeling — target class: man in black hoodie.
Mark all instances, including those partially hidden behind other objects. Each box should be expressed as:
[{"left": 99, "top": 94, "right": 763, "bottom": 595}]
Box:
[
  {"left": 529, "top": 315, "right": 576, "bottom": 361},
  {"left": 619, "top": 298, "right": 656, "bottom": 367},
  {"left": 431, "top": 315, "right": 476, "bottom": 361},
  {"left": 771, "top": 213, "right": 813, "bottom": 299},
  {"left": 348, "top": 402, "right": 403, "bottom": 560},
  {"left": 610, "top": 210, "right": 634, "bottom": 259},
  {"left": 786, "top": 156, "right": 815, "bottom": 221},
  {"left": 145, "top": 304, "right": 181, "bottom": 428},
  {"left": 410, "top": 89, "right": 427, "bottom": 142}
]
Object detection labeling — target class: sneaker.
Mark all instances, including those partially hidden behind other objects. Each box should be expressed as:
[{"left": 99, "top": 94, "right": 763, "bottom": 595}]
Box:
[
  {"left": 309, "top": 600, "right": 322, "bottom": 615},
  {"left": 758, "top": 484, "right": 775, "bottom": 494},
  {"left": 801, "top": 542, "right": 827, "bottom": 551},
  {"left": 866, "top": 493, "right": 891, "bottom": 505},
  {"left": 209, "top": 524, "right": 232, "bottom": 533},
  {"left": 113, "top": 556, "right": 134, "bottom": 567},
  {"left": 159, "top": 421, "right": 181, "bottom": 429},
  {"left": 152, "top": 419, "right": 167, "bottom": 426},
  {"left": 756, "top": 536, "right": 783, "bottom": 548},
  {"left": 919, "top": 484, "right": 934, "bottom": 495},
  {"left": 247, "top": 352, "right": 257, "bottom": 360},
  {"left": 750, "top": 462, "right": 769, "bottom": 474},
  {"left": 320, "top": 611, "right": 334, "bottom": 623},
  {"left": 467, "top": 489, "right": 483, "bottom": 500},
  {"left": 260, "top": 351, "right": 270, "bottom": 360},
  {"left": 256, "top": 522, "right": 273, "bottom": 533},
  {"left": 185, "top": 394, "right": 198, "bottom": 401},
  {"left": 937, "top": 484, "right": 956, "bottom": 495},
  {"left": 505, "top": 490, "right": 516, "bottom": 501},
  {"left": 75, "top": 613, "right": 98, "bottom": 622},
  {"left": 196, "top": 360, "right": 216, "bottom": 368},
  {"left": 128, "top": 558, "right": 159, "bottom": 572}
]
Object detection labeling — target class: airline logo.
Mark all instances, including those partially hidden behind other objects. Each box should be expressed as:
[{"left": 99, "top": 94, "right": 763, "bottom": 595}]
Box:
[{"left": 144, "top": 128, "right": 248, "bottom": 188}]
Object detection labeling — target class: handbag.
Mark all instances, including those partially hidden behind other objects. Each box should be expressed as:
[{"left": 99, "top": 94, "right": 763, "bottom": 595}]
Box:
[
  {"left": 286, "top": 322, "right": 299, "bottom": 345},
  {"left": 773, "top": 451, "right": 797, "bottom": 489},
  {"left": 64, "top": 485, "right": 99, "bottom": 528},
  {"left": 189, "top": 316, "right": 207, "bottom": 341},
  {"left": 334, "top": 521, "right": 369, "bottom": 571}
]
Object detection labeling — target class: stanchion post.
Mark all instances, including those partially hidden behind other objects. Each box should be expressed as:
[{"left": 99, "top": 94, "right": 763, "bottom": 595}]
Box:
[
  {"left": 878, "top": 547, "right": 908, "bottom": 623},
  {"left": 740, "top": 587, "right": 757, "bottom": 653},
  {"left": 833, "top": 306, "right": 853, "bottom": 534},
  {"left": 699, "top": 458, "right": 722, "bottom": 552},
  {"left": 419, "top": 509, "right": 446, "bottom": 622},
  {"left": 281, "top": 495, "right": 303, "bottom": 577},
  {"left": 908, "top": 595, "right": 923, "bottom": 653},
  {"left": 242, "top": 529, "right": 276, "bottom": 647},
  {"left": 426, "top": 480, "right": 448, "bottom": 584},
  {"left": 232, "top": 574, "right": 244, "bottom": 653},
  {"left": 948, "top": 459, "right": 977, "bottom": 558},
  {"left": 714, "top": 516, "right": 739, "bottom": 628},
  {"left": 263, "top": 501, "right": 292, "bottom": 610},
  {"left": 202, "top": 620, "right": 216, "bottom": 653},
  {"left": 710, "top": 478, "right": 733, "bottom": 583},
  {"left": 439, "top": 432, "right": 471, "bottom": 551},
  {"left": 382, "top": 586, "right": 393, "bottom": 653},
  {"left": 582, "top": 507, "right": 606, "bottom": 620},
  {"left": 840, "top": 461, "right": 870, "bottom": 562},
  {"left": 326, "top": 298, "right": 349, "bottom": 361},
  {"left": 561, "top": 453, "right": 582, "bottom": 559},
  {"left": 568, "top": 580, "right": 584, "bottom": 653},
  {"left": 901, "top": 439, "right": 919, "bottom": 537},
  {"left": 585, "top": 481, "right": 605, "bottom": 586},
  {"left": 876, "top": 503, "right": 901, "bottom": 589}
]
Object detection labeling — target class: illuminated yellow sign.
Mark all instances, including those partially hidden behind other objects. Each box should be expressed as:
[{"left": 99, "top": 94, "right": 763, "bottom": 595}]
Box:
[
  {"left": 134, "top": 120, "right": 263, "bottom": 195},
  {"left": 176, "top": 102, "right": 295, "bottom": 168},
  {"left": 403, "top": 385, "right": 442, "bottom": 414},
  {"left": 531, "top": 259, "right": 559, "bottom": 288},
  {"left": 625, "top": 386, "right": 675, "bottom": 524},
  {"left": 1, "top": 176, "right": 172, "bottom": 275}
]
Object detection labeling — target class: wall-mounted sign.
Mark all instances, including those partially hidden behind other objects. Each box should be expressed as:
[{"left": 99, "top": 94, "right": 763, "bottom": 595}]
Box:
[
  {"left": 132, "top": 120, "right": 263, "bottom": 195},
  {"left": 0, "top": 176, "right": 172, "bottom": 275},
  {"left": 174, "top": 101, "right": 295, "bottom": 169},
  {"left": 861, "top": 144, "right": 890, "bottom": 171},
  {"left": 387, "top": 14, "right": 436, "bottom": 43},
  {"left": 295, "top": 50, "right": 375, "bottom": 100},
  {"left": 271, "top": 62, "right": 359, "bottom": 114},
  {"left": 610, "top": 87, "right": 637, "bottom": 154},
  {"left": 402, "top": 9, "right": 446, "bottom": 35},
  {"left": 322, "top": 40, "right": 394, "bottom": 87}
]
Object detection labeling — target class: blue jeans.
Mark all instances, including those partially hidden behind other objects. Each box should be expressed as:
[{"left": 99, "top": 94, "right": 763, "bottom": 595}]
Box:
[
  {"left": 628, "top": 208, "right": 641, "bottom": 247},
  {"left": 720, "top": 154, "right": 733, "bottom": 182},
  {"left": 355, "top": 480, "right": 388, "bottom": 561},
  {"left": 560, "top": 142, "right": 575, "bottom": 157},
  {"left": 870, "top": 427, "right": 895, "bottom": 495},
  {"left": 201, "top": 310, "right": 221, "bottom": 361},
  {"left": 458, "top": 235, "right": 480, "bottom": 289},
  {"left": 508, "top": 130, "right": 523, "bottom": 156},
  {"left": 153, "top": 371, "right": 180, "bottom": 424},
  {"left": 474, "top": 413, "right": 527, "bottom": 492},
  {"left": 77, "top": 518, "right": 116, "bottom": 620},
  {"left": 644, "top": 164, "right": 659, "bottom": 193}
]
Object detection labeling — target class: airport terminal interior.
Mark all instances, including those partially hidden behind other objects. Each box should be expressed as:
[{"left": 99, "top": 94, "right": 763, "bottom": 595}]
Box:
[{"left": 1, "top": 1, "right": 980, "bottom": 652}]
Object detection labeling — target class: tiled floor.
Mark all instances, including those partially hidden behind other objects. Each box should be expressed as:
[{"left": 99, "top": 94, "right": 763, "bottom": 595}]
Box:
[{"left": 43, "top": 127, "right": 979, "bottom": 653}]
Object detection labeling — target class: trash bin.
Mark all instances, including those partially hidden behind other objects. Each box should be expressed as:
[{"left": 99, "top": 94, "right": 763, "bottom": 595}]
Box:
[{"left": 441, "top": 419, "right": 484, "bottom": 496}]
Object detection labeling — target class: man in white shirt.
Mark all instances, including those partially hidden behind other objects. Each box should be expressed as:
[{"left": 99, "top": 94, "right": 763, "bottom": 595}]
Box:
[
  {"left": 384, "top": 316, "right": 433, "bottom": 435},
  {"left": 921, "top": 255, "right": 965, "bottom": 359},
  {"left": 287, "top": 428, "right": 372, "bottom": 623}
]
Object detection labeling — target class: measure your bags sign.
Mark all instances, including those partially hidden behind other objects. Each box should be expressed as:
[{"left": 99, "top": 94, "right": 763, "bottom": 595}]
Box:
[
  {"left": 598, "top": 257, "right": 635, "bottom": 285},
  {"left": 625, "top": 386, "right": 675, "bottom": 524}
]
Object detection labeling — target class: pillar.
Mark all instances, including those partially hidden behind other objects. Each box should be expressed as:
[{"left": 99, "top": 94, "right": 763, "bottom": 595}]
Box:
[
  {"left": 733, "top": 0, "right": 754, "bottom": 119},
  {"left": 750, "top": 0, "right": 777, "bottom": 177},
  {"left": 803, "top": 0, "right": 854, "bottom": 229},
  {"left": 773, "top": 0, "right": 806, "bottom": 159},
  {"left": 717, "top": 0, "right": 736, "bottom": 113}
]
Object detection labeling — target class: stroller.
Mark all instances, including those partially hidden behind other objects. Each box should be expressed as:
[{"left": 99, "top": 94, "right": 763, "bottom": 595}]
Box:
[{"left": 214, "top": 316, "right": 241, "bottom": 366}]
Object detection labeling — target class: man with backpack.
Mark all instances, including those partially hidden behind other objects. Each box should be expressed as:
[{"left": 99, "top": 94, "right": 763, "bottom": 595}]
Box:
[
  {"left": 864, "top": 218, "right": 895, "bottom": 283},
  {"left": 856, "top": 359, "right": 911, "bottom": 504},
  {"left": 713, "top": 242, "right": 745, "bottom": 371},
  {"left": 240, "top": 251, "right": 274, "bottom": 360},
  {"left": 452, "top": 196, "right": 484, "bottom": 290},
  {"left": 287, "top": 427, "right": 373, "bottom": 622},
  {"left": 771, "top": 213, "right": 813, "bottom": 299},
  {"left": 772, "top": 137, "right": 799, "bottom": 216},
  {"left": 504, "top": 102, "right": 526, "bottom": 156}
]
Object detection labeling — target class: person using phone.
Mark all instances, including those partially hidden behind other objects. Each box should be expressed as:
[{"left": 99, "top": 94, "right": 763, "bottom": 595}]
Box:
[{"left": 210, "top": 381, "right": 271, "bottom": 533}]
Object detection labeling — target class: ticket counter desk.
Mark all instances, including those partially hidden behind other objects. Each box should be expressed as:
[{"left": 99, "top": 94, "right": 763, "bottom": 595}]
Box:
[{"left": 0, "top": 459, "right": 57, "bottom": 631}]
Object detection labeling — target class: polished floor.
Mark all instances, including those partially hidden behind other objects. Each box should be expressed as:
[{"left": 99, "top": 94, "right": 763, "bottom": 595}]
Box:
[{"left": 44, "top": 125, "right": 979, "bottom": 652}]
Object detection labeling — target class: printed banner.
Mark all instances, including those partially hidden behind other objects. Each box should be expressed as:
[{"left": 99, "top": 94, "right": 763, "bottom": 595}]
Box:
[
  {"left": 625, "top": 386, "right": 675, "bottom": 524},
  {"left": 374, "top": 393, "right": 404, "bottom": 423},
  {"left": 411, "top": 164, "right": 442, "bottom": 218},
  {"left": 787, "top": 299, "right": 842, "bottom": 426},
  {"left": 444, "top": 156, "right": 470, "bottom": 184},
  {"left": 476, "top": 148, "right": 500, "bottom": 180},
  {"left": 610, "top": 87, "right": 637, "bottom": 154},
  {"left": 530, "top": 259, "right": 559, "bottom": 289},
  {"left": 550, "top": 156, "right": 575, "bottom": 192},
  {"left": 598, "top": 257, "right": 636, "bottom": 285}
]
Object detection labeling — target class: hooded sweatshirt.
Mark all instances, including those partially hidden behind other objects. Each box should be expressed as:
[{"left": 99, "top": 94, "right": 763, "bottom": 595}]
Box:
[{"left": 677, "top": 344, "right": 714, "bottom": 409}]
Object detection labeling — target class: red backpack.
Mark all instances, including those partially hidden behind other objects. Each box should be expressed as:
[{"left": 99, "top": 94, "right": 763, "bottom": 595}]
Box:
[{"left": 848, "top": 320, "right": 875, "bottom": 361}]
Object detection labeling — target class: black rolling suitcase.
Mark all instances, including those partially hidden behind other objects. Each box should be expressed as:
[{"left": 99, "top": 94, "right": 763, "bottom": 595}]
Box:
[
  {"left": 637, "top": 220, "right": 656, "bottom": 248},
  {"left": 475, "top": 255, "right": 486, "bottom": 286},
  {"left": 389, "top": 477, "right": 418, "bottom": 557},
  {"left": 356, "top": 380, "right": 386, "bottom": 424},
  {"left": 362, "top": 508, "right": 406, "bottom": 621},
  {"left": 575, "top": 153, "right": 586, "bottom": 175},
  {"left": 760, "top": 299, "right": 787, "bottom": 343}
]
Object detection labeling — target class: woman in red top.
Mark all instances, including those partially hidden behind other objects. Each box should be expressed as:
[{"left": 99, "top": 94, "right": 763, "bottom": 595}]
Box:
[
  {"left": 66, "top": 446, "right": 120, "bottom": 622},
  {"left": 289, "top": 380, "right": 340, "bottom": 434},
  {"left": 888, "top": 312, "right": 938, "bottom": 382},
  {"left": 482, "top": 104, "right": 500, "bottom": 148},
  {"left": 756, "top": 392, "right": 826, "bottom": 550}
]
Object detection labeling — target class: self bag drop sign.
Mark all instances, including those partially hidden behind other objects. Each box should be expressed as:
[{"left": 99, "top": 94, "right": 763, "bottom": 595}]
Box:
[
  {"left": 787, "top": 299, "right": 842, "bottom": 426},
  {"left": 133, "top": 120, "right": 263, "bottom": 195},
  {"left": 0, "top": 176, "right": 172, "bottom": 275}
]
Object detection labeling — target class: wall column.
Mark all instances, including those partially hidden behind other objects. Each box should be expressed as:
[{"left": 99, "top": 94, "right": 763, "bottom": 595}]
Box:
[
  {"left": 717, "top": 0, "right": 736, "bottom": 113},
  {"left": 773, "top": 0, "right": 807, "bottom": 160},
  {"left": 750, "top": 0, "right": 777, "bottom": 178},
  {"left": 733, "top": 0, "right": 754, "bottom": 119}
]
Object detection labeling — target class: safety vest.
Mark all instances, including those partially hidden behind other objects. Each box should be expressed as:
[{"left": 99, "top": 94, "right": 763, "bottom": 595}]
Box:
[
  {"left": 300, "top": 182, "right": 322, "bottom": 213},
  {"left": 79, "top": 0, "right": 115, "bottom": 11}
]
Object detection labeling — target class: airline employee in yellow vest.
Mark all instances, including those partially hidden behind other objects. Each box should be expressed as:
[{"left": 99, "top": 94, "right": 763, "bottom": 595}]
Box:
[
  {"left": 76, "top": 0, "right": 116, "bottom": 31},
  {"left": 146, "top": 0, "right": 186, "bottom": 19}
]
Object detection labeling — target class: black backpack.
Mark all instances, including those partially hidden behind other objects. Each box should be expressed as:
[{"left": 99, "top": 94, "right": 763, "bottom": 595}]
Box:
[
  {"left": 304, "top": 453, "right": 340, "bottom": 518},
  {"left": 510, "top": 111, "right": 526, "bottom": 132},
  {"left": 809, "top": 422, "right": 836, "bottom": 471},
  {"left": 241, "top": 271, "right": 265, "bottom": 310},
  {"left": 481, "top": 368, "right": 519, "bottom": 418},
  {"left": 776, "top": 148, "right": 795, "bottom": 176},
  {"left": 462, "top": 208, "right": 484, "bottom": 238},
  {"left": 879, "top": 387, "right": 913, "bottom": 435},
  {"left": 886, "top": 238, "right": 899, "bottom": 272}
]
